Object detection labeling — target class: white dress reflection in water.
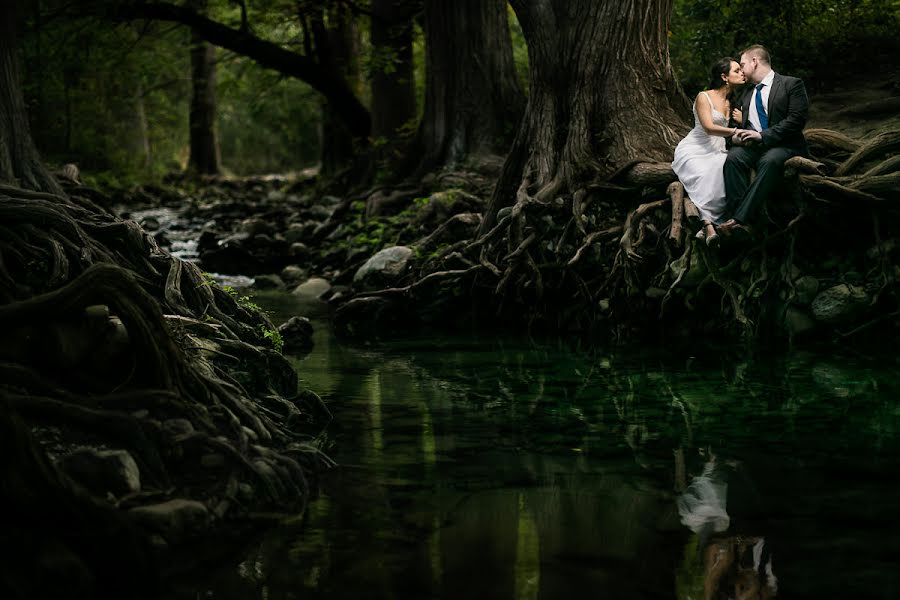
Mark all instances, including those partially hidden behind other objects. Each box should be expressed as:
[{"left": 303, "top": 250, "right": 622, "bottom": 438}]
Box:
[
  {"left": 677, "top": 456, "right": 730, "bottom": 536},
  {"left": 676, "top": 454, "right": 779, "bottom": 600}
]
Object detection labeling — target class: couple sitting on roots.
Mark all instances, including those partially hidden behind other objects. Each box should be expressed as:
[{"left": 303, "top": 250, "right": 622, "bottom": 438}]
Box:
[{"left": 672, "top": 44, "right": 810, "bottom": 248}]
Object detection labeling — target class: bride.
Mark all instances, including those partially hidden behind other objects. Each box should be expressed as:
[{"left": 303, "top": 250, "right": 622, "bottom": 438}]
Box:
[{"left": 672, "top": 58, "right": 746, "bottom": 246}]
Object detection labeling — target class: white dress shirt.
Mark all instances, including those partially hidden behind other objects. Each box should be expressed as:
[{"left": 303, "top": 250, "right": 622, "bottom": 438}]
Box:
[{"left": 748, "top": 70, "right": 776, "bottom": 131}]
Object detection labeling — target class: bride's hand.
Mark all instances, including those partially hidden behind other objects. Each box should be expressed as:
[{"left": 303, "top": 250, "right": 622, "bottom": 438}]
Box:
[{"left": 732, "top": 108, "right": 743, "bottom": 123}]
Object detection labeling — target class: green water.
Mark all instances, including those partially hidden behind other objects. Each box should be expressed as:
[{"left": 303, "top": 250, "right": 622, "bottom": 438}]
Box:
[{"left": 172, "top": 292, "right": 900, "bottom": 600}]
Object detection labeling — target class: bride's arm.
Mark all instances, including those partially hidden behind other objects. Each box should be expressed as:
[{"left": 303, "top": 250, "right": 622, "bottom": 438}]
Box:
[{"left": 695, "top": 95, "right": 739, "bottom": 138}]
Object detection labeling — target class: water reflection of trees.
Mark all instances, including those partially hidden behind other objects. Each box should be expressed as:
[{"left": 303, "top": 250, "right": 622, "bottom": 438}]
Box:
[{"left": 181, "top": 336, "right": 898, "bottom": 599}]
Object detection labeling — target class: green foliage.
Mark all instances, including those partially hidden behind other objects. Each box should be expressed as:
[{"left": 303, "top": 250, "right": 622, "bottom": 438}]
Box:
[
  {"left": 507, "top": 6, "right": 530, "bottom": 94},
  {"left": 412, "top": 23, "right": 426, "bottom": 118},
  {"left": 352, "top": 221, "right": 387, "bottom": 250},
  {"left": 363, "top": 45, "right": 403, "bottom": 77},
  {"left": 216, "top": 59, "right": 321, "bottom": 173},
  {"left": 21, "top": 20, "right": 189, "bottom": 178},
  {"left": 670, "top": 0, "right": 900, "bottom": 94},
  {"left": 260, "top": 326, "right": 284, "bottom": 353},
  {"left": 222, "top": 285, "right": 263, "bottom": 313},
  {"left": 22, "top": 1, "right": 322, "bottom": 179}
]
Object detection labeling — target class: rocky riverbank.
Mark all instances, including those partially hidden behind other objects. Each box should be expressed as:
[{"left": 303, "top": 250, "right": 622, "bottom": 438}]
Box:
[{"left": 102, "top": 124, "right": 899, "bottom": 348}]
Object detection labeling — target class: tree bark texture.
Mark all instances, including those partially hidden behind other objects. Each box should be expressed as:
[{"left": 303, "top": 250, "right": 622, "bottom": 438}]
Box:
[
  {"left": 0, "top": 3, "right": 61, "bottom": 194},
  {"left": 370, "top": 0, "right": 417, "bottom": 140},
  {"left": 416, "top": 0, "right": 524, "bottom": 171},
  {"left": 482, "top": 0, "right": 690, "bottom": 231},
  {"left": 522, "top": 0, "right": 688, "bottom": 178},
  {"left": 188, "top": 1, "right": 221, "bottom": 175}
]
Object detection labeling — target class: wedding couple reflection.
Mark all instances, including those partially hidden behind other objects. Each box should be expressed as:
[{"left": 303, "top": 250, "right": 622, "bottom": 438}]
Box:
[{"left": 675, "top": 449, "right": 778, "bottom": 600}]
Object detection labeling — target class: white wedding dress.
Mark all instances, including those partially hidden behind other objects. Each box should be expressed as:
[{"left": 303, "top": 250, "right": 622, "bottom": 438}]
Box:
[{"left": 672, "top": 92, "right": 729, "bottom": 224}]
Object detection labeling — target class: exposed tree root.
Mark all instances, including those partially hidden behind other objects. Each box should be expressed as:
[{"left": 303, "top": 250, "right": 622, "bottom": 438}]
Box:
[
  {"left": 344, "top": 128, "right": 900, "bottom": 341},
  {"left": 1, "top": 184, "right": 330, "bottom": 548}
]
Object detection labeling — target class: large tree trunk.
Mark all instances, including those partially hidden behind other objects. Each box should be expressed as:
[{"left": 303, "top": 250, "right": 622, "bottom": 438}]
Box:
[
  {"left": 370, "top": 0, "right": 417, "bottom": 140},
  {"left": 0, "top": 2, "right": 61, "bottom": 194},
  {"left": 317, "top": 5, "right": 361, "bottom": 176},
  {"left": 187, "top": 1, "right": 221, "bottom": 176},
  {"left": 415, "top": 0, "right": 524, "bottom": 173},
  {"left": 481, "top": 0, "right": 690, "bottom": 232}
]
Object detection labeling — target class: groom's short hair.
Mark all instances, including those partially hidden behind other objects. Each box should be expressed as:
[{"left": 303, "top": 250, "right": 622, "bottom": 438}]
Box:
[{"left": 740, "top": 44, "right": 771, "bottom": 65}]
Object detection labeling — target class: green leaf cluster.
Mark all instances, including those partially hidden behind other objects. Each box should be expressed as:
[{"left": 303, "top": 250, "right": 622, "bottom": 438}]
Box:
[
  {"left": 670, "top": 0, "right": 900, "bottom": 93},
  {"left": 260, "top": 326, "right": 284, "bottom": 353}
]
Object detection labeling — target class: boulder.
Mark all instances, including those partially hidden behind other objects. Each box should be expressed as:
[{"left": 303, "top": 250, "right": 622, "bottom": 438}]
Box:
[
  {"left": 811, "top": 284, "right": 868, "bottom": 323},
  {"left": 792, "top": 276, "right": 819, "bottom": 306},
  {"left": 412, "top": 189, "right": 483, "bottom": 228},
  {"left": 365, "top": 189, "right": 418, "bottom": 218},
  {"left": 304, "top": 205, "right": 333, "bottom": 220},
  {"left": 289, "top": 242, "right": 310, "bottom": 259},
  {"left": 200, "top": 239, "right": 264, "bottom": 275},
  {"left": 252, "top": 274, "right": 285, "bottom": 290},
  {"left": 293, "top": 277, "right": 331, "bottom": 299},
  {"left": 353, "top": 246, "right": 414, "bottom": 292},
  {"left": 196, "top": 229, "right": 219, "bottom": 254},
  {"left": 278, "top": 316, "right": 314, "bottom": 355},
  {"left": 55, "top": 448, "right": 141, "bottom": 498},
  {"left": 129, "top": 499, "right": 210, "bottom": 543},
  {"left": 240, "top": 217, "right": 274, "bottom": 236},
  {"left": 784, "top": 306, "right": 816, "bottom": 336},
  {"left": 284, "top": 222, "right": 312, "bottom": 244},
  {"left": 280, "top": 265, "right": 306, "bottom": 285}
]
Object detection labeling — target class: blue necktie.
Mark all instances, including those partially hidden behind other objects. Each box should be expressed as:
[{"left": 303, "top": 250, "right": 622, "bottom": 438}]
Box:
[{"left": 755, "top": 83, "right": 768, "bottom": 130}]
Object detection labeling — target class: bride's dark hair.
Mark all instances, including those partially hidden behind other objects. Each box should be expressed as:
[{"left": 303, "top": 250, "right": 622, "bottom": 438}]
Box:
[{"left": 708, "top": 57, "right": 735, "bottom": 90}]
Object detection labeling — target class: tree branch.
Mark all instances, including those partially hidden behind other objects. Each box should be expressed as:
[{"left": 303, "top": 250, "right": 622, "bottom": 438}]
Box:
[{"left": 98, "top": 1, "right": 371, "bottom": 139}]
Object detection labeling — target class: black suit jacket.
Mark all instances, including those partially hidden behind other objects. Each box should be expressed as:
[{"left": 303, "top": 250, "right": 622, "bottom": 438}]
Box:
[{"left": 736, "top": 72, "right": 810, "bottom": 155}]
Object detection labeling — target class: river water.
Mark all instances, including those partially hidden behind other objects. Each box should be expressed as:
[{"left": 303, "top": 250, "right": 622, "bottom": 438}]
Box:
[{"left": 162, "top": 290, "right": 899, "bottom": 600}]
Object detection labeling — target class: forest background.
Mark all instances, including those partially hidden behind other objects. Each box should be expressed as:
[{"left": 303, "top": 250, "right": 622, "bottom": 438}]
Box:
[{"left": 21, "top": 0, "right": 900, "bottom": 185}]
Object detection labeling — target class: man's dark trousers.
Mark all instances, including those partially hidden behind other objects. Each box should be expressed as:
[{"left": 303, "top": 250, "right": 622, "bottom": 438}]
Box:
[{"left": 724, "top": 145, "right": 798, "bottom": 224}]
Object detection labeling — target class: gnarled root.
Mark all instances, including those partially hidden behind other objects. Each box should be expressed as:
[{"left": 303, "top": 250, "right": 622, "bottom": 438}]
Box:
[{"left": 0, "top": 184, "right": 331, "bottom": 539}]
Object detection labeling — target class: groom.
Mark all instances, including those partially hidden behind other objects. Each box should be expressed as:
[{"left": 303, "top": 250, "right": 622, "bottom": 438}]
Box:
[{"left": 720, "top": 44, "right": 810, "bottom": 234}]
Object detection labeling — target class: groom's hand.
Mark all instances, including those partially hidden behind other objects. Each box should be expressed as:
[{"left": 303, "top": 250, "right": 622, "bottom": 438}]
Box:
[{"left": 737, "top": 130, "right": 762, "bottom": 144}]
